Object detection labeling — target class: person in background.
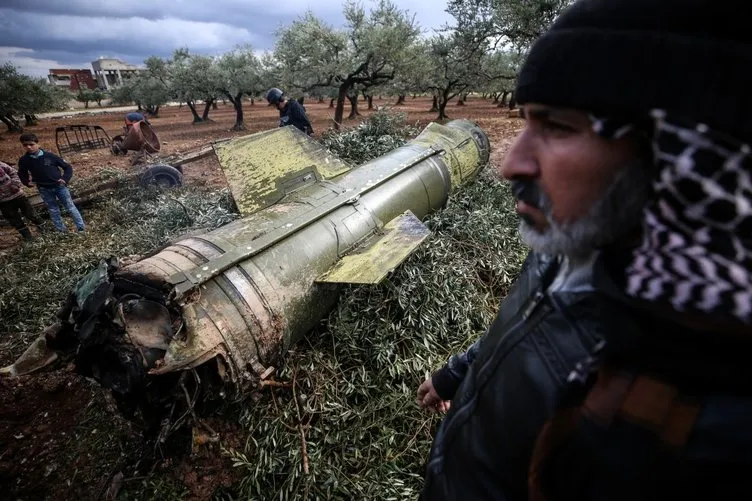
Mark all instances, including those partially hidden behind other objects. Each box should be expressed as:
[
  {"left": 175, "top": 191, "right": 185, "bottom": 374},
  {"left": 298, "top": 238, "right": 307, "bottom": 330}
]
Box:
[
  {"left": 124, "top": 112, "right": 148, "bottom": 129},
  {"left": 0, "top": 160, "right": 44, "bottom": 240},
  {"left": 17, "top": 133, "right": 85, "bottom": 233},
  {"left": 265, "top": 88, "right": 314, "bottom": 135}
]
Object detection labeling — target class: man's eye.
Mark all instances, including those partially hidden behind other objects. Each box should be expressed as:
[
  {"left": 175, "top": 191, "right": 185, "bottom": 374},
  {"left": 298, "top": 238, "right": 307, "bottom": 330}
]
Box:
[{"left": 542, "top": 121, "right": 576, "bottom": 133}]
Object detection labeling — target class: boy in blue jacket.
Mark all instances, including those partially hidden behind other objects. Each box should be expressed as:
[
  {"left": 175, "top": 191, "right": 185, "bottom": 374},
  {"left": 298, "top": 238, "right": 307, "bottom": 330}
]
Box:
[{"left": 17, "top": 133, "right": 85, "bottom": 233}]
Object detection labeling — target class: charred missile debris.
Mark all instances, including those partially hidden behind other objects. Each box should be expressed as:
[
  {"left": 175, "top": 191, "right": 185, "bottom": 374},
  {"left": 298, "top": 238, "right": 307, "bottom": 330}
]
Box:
[{"left": 3, "top": 120, "right": 490, "bottom": 432}]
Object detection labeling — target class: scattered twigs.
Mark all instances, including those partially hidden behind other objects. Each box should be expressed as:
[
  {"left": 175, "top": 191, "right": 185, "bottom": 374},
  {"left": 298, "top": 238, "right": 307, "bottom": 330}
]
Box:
[
  {"left": 180, "top": 372, "right": 218, "bottom": 438},
  {"left": 259, "top": 379, "right": 292, "bottom": 389},
  {"left": 292, "top": 370, "right": 310, "bottom": 476}
]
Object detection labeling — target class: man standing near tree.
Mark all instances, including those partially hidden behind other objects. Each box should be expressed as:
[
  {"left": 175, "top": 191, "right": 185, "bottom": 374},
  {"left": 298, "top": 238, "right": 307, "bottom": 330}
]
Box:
[
  {"left": 17, "top": 133, "right": 85, "bottom": 233},
  {"left": 265, "top": 88, "right": 314, "bottom": 135}
]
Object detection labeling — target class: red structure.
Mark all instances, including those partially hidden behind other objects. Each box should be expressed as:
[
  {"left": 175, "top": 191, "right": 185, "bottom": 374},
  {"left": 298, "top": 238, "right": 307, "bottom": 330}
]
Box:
[{"left": 47, "top": 69, "right": 98, "bottom": 91}]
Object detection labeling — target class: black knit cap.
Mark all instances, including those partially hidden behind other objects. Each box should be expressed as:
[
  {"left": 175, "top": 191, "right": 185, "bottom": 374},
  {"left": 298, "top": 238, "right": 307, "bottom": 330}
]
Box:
[{"left": 516, "top": 0, "right": 752, "bottom": 140}]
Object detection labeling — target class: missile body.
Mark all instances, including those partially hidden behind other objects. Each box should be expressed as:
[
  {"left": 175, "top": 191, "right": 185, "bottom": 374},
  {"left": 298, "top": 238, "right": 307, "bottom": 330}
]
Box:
[{"left": 5, "top": 120, "right": 490, "bottom": 425}]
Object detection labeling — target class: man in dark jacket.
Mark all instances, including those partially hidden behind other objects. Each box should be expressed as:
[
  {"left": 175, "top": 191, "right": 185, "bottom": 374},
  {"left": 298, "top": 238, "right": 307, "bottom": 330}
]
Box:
[
  {"left": 419, "top": 0, "right": 752, "bottom": 499},
  {"left": 18, "top": 133, "right": 85, "bottom": 233},
  {"left": 265, "top": 88, "right": 314, "bottom": 135}
]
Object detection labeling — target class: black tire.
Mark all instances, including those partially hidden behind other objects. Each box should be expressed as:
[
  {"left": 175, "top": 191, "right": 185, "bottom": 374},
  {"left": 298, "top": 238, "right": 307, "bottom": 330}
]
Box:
[
  {"left": 139, "top": 164, "right": 183, "bottom": 188},
  {"left": 111, "top": 135, "right": 126, "bottom": 155}
]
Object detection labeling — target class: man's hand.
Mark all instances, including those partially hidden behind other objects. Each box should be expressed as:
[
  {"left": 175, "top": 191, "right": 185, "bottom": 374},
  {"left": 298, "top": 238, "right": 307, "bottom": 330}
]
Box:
[
  {"left": 417, "top": 378, "right": 451, "bottom": 413},
  {"left": 57, "top": 179, "right": 66, "bottom": 185}
]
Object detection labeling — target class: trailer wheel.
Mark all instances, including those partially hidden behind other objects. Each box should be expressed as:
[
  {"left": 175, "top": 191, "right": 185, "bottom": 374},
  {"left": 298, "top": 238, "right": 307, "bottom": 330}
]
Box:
[{"left": 140, "top": 164, "right": 183, "bottom": 188}]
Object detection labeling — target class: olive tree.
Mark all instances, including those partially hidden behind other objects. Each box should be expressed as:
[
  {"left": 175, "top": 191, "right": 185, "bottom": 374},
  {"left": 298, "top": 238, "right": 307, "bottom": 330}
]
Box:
[
  {"left": 385, "top": 41, "right": 443, "bottom": 110},
  {"left": 423, "top": 31, "right": 487, "bottom": 120},
  {"left": 274, "top": 13, "right": 348, "bottom": 98},
  {"left": 446, "top": 0, "right": 573, "bottom": 52},
  {"left": 274, "top": 0, "right": 420, "bottom": 129},
  {"left": 75, "top": 88, "right": 106, "bottom": 109},
  {"left": 0, "top": 63, "right": 69, "bottom": 132},
  {"left": 216, "top": 46, "right": 264, "bottom": 130},
  {"left": 114, "top": 56, "right": 172, "bottom": 116},
  {"left": 170, "top": 49, "right": 221, "bottom": 123},
  {"left": 480, "top": 49, "right": 522, "bottom": 107}
]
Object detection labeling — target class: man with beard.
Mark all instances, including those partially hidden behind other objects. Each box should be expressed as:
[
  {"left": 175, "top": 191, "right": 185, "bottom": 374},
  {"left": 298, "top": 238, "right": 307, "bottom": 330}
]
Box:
[{"left": 418, "top": 0, "right": 752, "bottom": 499}]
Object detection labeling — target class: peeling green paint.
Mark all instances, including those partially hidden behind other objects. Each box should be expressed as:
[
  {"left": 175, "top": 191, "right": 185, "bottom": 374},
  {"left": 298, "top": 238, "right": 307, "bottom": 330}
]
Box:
[
  {"left": 410, "top": 122, "right": 487, "bottom": 189},
  {"left": 214, "top": 127, "right": 352, "bottom": 216},
  {"left": 316, "top": 210, "right": 430, "bottom": 284}
]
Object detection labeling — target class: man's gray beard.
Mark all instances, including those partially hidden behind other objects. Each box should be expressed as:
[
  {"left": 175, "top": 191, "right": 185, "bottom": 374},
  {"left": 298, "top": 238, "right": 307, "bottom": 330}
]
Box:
[{"left": 519, "top": 163, "right": 651, "bottom": 258}]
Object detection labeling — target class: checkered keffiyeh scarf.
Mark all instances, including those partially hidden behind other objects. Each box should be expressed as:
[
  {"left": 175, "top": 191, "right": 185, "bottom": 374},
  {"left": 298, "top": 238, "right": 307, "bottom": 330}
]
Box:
[{"left": 592, "top": 110, "right": 752, "bottom": 324}]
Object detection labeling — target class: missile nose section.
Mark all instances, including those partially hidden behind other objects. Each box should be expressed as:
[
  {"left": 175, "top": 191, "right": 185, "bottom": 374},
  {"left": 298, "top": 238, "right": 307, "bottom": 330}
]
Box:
[
  {"left": 410, "top": 119, "right": 490, "bottom": 191},
  {"left": 447, "top": 119, "right": 491, "bottom": 167},
  {"left": 2, "top": 119, "right": 492, "bottom": 430}
]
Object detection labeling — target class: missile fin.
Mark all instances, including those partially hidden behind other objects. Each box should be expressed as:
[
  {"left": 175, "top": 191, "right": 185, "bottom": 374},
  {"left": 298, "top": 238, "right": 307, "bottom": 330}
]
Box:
[
  {"left": 314, "top": 210, "right": 430, "bottom": 284},
  {"left": 213, "top": 127, "right": 352, "bottom": 216}
]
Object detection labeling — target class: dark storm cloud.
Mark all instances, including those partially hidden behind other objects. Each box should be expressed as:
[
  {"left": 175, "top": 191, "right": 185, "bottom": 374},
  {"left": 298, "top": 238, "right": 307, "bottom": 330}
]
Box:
[
  {"left": 1, "top": 0, "right": 451, "bottom": 77},
  {"left": 3, "top": 0, "right": 342, "bottom": 31}
]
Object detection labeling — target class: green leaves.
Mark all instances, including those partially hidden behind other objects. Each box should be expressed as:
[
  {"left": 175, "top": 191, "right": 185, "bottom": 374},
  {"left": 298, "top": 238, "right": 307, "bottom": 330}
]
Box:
[
  {"left": 215, "top": 45, "right": 264, "bottom": 98},
  {"left": 320, "top": 110, "right": 419, "bottom": 165},
  {"left": 0, "top": 63, "right": 69, "bottom": 120},
  {"left": 447, "top": 0, "right": 574, "bottom": 52}
]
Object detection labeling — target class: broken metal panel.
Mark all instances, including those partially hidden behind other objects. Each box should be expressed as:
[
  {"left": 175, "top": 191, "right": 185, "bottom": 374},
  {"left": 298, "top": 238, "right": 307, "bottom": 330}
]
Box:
[
  {"left": 316, "top": 210, "right": 431, "bottom": 284},
  {"left": 214, "top": 126, "right": 352, "bottom": 216},
  {"left": 120, "top": 300, "right": 172, "bottom": 350},
  {"left": 152, "top": 302, "right": 226, "bottom": 375}
]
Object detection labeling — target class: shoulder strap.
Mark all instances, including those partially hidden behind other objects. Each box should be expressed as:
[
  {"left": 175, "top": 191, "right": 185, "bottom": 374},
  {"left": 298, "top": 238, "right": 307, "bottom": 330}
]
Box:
[{"left": 529, "top": 367, "right": 701, "bottom": 501}]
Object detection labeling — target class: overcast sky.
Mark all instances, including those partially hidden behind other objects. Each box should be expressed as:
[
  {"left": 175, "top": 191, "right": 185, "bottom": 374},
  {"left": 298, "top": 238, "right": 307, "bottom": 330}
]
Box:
[{"left": 0, "top": 0, "right": 453, "bottom": 78}]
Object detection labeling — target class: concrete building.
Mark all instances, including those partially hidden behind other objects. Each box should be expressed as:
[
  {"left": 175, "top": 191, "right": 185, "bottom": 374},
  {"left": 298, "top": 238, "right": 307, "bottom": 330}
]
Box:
[
  {"left": 47, "top": 69, "right": 98, "bottom": 92},
  {"left": 91, "top": 58, "right": 144, "bottom": 90}
]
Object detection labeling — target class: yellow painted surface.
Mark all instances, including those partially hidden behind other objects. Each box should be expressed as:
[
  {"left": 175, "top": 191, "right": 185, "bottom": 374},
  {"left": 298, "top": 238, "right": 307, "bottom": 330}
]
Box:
[
  {"left": 214, "top": 127, "right": 352, "bottom": 216},
  {"left": 410, "top": 123, "right": 481, "bottom": 189},
  {"left": 316, "top": 211, "right": 430, "bottom": 284}
]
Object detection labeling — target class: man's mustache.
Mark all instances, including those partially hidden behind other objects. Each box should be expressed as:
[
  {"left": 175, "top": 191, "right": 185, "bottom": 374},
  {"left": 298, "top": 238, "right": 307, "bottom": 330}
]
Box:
[{"left": 510, "top": 180, "right": 545, "bottom": 211}]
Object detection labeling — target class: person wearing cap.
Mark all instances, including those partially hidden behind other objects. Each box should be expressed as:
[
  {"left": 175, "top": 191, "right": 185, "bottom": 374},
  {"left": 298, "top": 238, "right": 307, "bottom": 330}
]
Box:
[
  {"left": 265, "top": 88, "right": 314, "bottom": 135},
  {"left": 418, "top": 0, "right": 752, "bottom": 499},
  {"left": 124, "top": 112, "right": 148, "bottom": 129}
]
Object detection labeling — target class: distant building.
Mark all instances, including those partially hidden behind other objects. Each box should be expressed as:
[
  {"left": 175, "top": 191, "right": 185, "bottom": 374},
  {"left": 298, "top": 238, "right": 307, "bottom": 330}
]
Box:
[
  {"left": 47, "top": 69, "right": 98, "bottom": 92},
  {"left": 91, "top": 58, "right": 144, "bottom": 90}
]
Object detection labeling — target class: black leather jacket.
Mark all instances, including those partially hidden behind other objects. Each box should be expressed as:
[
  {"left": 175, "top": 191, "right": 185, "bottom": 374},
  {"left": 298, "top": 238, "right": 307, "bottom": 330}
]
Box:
[
  {"left": 423, "top": 251, "right": 606, "bottom": 499},
  {"left": 279, "top": 99, "right": 313, "bottom": 135},
  {"left": 421, "top": 250, "right": 752, "bottom": 500}
]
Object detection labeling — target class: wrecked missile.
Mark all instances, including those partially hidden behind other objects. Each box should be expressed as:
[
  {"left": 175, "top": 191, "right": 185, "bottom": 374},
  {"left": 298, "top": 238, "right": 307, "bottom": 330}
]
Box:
[{"left": 3, "top": 120, "right": 490, "bottom": 429}]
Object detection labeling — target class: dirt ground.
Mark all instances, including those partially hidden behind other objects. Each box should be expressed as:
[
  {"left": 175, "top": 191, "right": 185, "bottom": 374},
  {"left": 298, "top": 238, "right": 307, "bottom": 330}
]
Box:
[{"left": 0, "top": 96, "right": 524, "bottom": 500}]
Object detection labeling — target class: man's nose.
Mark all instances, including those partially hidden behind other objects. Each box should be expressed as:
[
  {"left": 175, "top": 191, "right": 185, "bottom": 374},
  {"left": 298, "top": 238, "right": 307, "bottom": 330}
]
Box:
[{"left": 500, "top": 129, "right": 539, "bottom": 181}]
